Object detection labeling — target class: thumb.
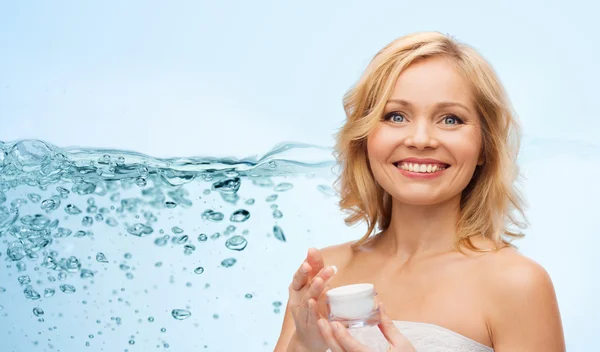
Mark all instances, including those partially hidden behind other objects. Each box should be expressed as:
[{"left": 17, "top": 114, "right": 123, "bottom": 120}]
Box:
[{"left": 376, "top": 300, "right": 413, "bottom": 348}]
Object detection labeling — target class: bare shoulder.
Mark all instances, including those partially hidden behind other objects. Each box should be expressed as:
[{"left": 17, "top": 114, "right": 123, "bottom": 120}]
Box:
[
  {"left": 478, "top": 246, "right": 552, "bottom": 288},
  {"left": 318, "top": 240, "right": 355, "bottom": 270},
  {"left": 477, "top": 246, "right": 565, "bottom": 351}
]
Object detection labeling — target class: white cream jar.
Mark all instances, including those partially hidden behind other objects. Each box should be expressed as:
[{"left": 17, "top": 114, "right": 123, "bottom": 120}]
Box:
[{"left": 325, "top": 283, "right": 380, "bottom": 328}]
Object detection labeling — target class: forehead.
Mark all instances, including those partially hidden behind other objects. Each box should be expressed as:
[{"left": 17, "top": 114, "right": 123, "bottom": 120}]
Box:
[{"left": 388, "top": 56, "right": 474, "bottom": 107}]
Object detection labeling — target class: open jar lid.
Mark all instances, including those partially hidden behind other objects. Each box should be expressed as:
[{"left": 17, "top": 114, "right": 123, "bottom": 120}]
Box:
[{"left": 326, "top": 283, "right": 375, "bottom": 302}]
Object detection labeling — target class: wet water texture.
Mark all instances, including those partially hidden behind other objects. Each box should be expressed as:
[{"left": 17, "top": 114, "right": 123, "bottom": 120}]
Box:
[
  {"left": 0, "top": 139, "right": 338, "bottom": 351},
  {"left": 0, "top": 138, "right": 599, "bottom": 351}
]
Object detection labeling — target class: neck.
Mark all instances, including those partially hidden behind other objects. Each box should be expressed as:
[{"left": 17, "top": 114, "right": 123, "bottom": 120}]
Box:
[{"left": 375, "top": 195, "right": 462, "bottom": 260}]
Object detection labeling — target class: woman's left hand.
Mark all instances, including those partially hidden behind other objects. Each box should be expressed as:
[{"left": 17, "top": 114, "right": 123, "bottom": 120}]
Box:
[{"left": 317, "top": 300, "right": 417, "bottom": 352}]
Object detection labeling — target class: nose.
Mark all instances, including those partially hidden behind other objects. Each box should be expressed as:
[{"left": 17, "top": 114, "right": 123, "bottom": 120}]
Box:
[{"left": 403, "top": 121, "right": 439, "bottom": 150}]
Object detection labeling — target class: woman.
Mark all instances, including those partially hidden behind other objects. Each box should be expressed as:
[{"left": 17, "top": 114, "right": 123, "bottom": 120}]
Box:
[{"left": 274, "top": 32, "right": 565, "bottom": 352}]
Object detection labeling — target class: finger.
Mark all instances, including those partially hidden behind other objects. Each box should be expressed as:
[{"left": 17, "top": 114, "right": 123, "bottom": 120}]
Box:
[
  {"left": 317, "top": 269, "right": 337, "bottom": 308},
  {"left": 307, "top": 298, "right": 321, "bottom": 323},
  {"left": 330, "top": 321, "right": 369, "bottom": 352},
  {"left": 305, "top": 266, "right": 336, "bottom": 301},
  {"left": 293, "top": 266, "right": 336, "bottom": 327},
  {"left": 315, "top": 264, "right": 337, "bottom": 282},
  {"left": 307, "top": 247, "right": 325, "bottom": 274},
  {"left": 321, "top": 267, "right": 337, "bottom": 292},
  {"left": 377, "top": 301, "right": 410, "bottom": 347},
  {"left": 304, "top": 298, "right": 315, "bottom": 326},
  {"left": 289, "top": 261, "right": 312, "bottom": 291},
  {"left": 295, "top": 293, "right": 321, "bottom": 329},
  {"left": 317, "top": 319, "right": 345, "bottom": 352},
  {"left": 305, "top": 276, "right": 325, "bottom": 302}
]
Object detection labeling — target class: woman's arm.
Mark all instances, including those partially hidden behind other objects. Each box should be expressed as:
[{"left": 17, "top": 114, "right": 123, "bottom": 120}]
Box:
[
  {"left": 273, "top": 303, "right": 300, "bottom": 352},
  {"left": 275, "top": 306, "right": 317, "bottom": 352},
  {"left": 487, "top": 255, "right": 565, "bottom": 351}
]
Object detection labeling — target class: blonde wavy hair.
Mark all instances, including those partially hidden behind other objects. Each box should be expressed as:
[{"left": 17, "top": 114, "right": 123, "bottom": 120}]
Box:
[{"left": 332, "top": 31, "right": 527, "bottom": 252}]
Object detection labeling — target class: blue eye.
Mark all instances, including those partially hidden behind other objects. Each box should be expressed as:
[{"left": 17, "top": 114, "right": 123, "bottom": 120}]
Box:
[
  {"left": 443, "top": 115, "right": 463, "bottom": 125},
  {"left": 383, "top": 112, "right": 405, "bottom": 123}
]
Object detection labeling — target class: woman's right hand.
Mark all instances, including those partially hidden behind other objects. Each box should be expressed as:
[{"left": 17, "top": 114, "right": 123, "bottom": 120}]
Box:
[{"left": 287, "top": 247, "right": 337, "bottom": 352}]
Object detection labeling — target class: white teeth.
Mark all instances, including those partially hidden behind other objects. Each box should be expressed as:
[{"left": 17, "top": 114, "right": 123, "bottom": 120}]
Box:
[{"left": 397, "top": 162, "right": 446, "bottom": 173}]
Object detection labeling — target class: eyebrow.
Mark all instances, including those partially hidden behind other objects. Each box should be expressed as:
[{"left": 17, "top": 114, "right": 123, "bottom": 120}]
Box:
[{"left": 386, "top": 99, "right": 472, "bottom": 113}]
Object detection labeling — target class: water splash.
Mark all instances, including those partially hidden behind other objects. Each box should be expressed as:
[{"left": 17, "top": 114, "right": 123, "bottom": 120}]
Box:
[
  {"left": 225, "top": 235, "right": 248, "bottom": 251},
  {"left": 171, "top": 309, "right": 191, "bottom": 320},
  {"left": 0, "top": 138, "right": 338, "bottom": 351},
  {"left": 1, "top": 137, "right": 598, "bottom": 350}
]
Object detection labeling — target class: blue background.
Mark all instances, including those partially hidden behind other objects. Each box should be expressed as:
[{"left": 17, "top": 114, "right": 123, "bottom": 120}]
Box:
[{"left": 1, "top": 1, "right": 598, "bottom": 350}]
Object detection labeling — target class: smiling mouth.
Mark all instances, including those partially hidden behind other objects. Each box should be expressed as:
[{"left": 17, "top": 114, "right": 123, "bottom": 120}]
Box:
[{"left": 393, "top": 162, "right": 450, "bottom": 174}]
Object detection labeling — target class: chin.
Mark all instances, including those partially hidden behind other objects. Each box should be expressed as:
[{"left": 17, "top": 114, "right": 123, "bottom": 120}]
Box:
[
  {"left": 395, "top": 197, "right": 443, "bottom": 206},
  {"left": 390, "top": 190, "right": 455, "bottom": 207}
]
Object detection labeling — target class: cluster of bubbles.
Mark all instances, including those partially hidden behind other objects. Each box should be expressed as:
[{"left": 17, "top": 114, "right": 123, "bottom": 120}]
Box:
[{"left": 0, "top": 139, "right": 338, "bottom": 350}]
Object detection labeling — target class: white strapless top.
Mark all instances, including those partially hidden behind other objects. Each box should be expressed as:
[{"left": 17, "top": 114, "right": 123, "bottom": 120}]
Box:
[{"left": 328, "top": 321, "right": 493, "bottom": 352}]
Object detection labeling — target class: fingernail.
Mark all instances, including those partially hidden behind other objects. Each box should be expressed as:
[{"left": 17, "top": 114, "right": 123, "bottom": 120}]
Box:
[
  {"left": 301, "top": 262, "right": 309, "bottom": 273},
  {"left": 331, "top": 265, "right": 338, "bottom": 275}
]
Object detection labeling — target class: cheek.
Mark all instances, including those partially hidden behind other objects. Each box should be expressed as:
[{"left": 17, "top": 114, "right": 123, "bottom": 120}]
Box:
[
  {"left": 450, "top": 130, "right": 482, "bottom": 165},
  {"left": 459, "top": 146, "right": 482, "bottom": 166},
  {"left": 367, "top": 128, "right": 395, "bottom": 159},
  {"left": 366, "top": 132, "right": 382, "bottom": 161}
]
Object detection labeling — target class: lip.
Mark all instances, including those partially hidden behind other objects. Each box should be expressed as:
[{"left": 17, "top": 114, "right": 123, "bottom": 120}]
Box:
[{"left": 396, "top": 165, "right": 448, "bottom": 179}]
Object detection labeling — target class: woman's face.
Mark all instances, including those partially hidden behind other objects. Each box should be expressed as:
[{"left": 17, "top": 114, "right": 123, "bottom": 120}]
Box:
[{"left": 366, "top": 56, "right": 484, "bottom": 206}]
